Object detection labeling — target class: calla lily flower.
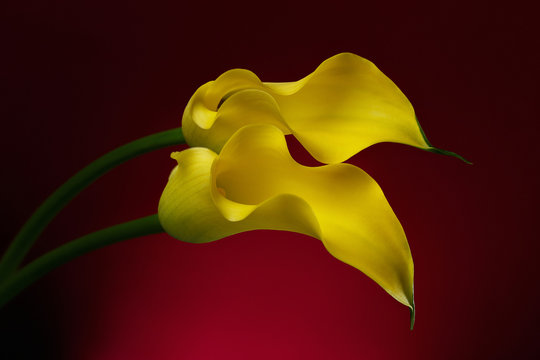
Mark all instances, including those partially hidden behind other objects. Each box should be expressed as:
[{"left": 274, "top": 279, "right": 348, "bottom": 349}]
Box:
[
  {"left": 182, "top": 52, "right": 464, "bottom": 165},
  {"left": 159, "top": 124, "right": 415, "bottom": 324}
]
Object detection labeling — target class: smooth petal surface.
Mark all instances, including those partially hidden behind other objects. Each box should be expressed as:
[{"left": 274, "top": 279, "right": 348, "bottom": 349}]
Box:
[
  {"left": 182, "top": 52, "right": 430, "bottom": 164},
  {"left": 159, "top": 124, "right": 414, "bottom": 313}
]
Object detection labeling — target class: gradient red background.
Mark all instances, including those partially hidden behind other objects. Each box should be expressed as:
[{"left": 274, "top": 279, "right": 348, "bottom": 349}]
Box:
[{"left": 1, "top": 1, "right": 538, "bottom": 359}]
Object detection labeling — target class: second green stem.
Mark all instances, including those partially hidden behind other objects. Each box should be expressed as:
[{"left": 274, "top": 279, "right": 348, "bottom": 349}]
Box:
[
  {"left": 0, "top": 214, "right": 164, "bottom": 308},
  {"left": 0, "top": 128, "right": 185, "bottom": 279}
]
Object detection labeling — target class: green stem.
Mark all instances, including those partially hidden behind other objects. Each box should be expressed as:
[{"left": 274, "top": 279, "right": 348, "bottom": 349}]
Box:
[
  {"left": 0, "top": 214, "right": 163, "bottom": 308},
  {"left": 0, "top": 128, "right": 184, "bottom": 279}
]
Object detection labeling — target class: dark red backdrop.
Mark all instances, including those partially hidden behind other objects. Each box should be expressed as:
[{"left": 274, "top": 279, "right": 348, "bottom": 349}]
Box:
[{"left": 1, "top": 1, "right": 538, "bottom": 359}]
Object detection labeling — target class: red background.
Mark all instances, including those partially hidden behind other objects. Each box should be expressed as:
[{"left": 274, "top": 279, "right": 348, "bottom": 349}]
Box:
[{"left": 1, "top": 1, "right": 538, "bottom": 359}]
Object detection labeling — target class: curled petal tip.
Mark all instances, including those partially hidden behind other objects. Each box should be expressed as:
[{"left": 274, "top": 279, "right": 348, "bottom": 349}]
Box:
[{"left": 170, "top": 151, "right": 182, "bottom": 160}]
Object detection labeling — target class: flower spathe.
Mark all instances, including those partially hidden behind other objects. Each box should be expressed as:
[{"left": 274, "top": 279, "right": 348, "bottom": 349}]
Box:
[
  {"left": 158, "top": 125, "right": 414, "bottom": 314},
  {"left": 182, "top": 52, "right": 430, "bottom": 164},
  {"left": 157, "top": 53, "right": 471, "bottom": 327}
]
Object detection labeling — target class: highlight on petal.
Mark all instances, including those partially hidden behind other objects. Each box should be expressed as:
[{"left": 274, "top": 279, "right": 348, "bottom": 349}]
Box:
[
  {"left": 158, "top": 124, "right": 415, "bottom": 317},
  {"left": 182, "top": 52, "right": 464, "bottom": 164}
]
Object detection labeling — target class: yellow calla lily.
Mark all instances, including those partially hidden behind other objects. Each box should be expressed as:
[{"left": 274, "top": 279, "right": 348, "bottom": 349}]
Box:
[
  {"left": 182, "top": 52, "right": 465, "bottom": 165},
  {"left": 158, "top": 124, "right": 415, "bottom": 326}
]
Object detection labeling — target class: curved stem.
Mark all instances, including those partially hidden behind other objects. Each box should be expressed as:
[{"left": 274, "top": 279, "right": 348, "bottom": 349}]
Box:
[
  {"left": 0, "top": 128, "right": 184, "bottom": 279},
  {"left": 0, "top": 214, "right": 164, "bottom": 308}
]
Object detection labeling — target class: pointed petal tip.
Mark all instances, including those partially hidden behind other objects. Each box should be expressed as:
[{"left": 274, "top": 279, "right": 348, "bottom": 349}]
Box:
[
  {"left": 426, "top": 147, "right": 473, "bottom": 165},
  {"left": 409, "top": 303, "right": 415, "bottom": 330},
  {"left": 415, "top": 116, "right": 472, "bottom": 164}
]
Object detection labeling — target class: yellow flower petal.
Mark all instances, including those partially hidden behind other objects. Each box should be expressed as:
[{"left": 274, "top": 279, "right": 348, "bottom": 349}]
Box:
[
  {"left": 182, "top": 52, "right": 444, "bottom": 164},
  {"left": 159, "top": 124, "right": 414, "bottom": 318}
]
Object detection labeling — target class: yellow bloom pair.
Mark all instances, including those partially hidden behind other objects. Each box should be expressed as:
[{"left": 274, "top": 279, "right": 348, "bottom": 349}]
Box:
[{"left": 159, "top": 53, "right": 459, "bottom": 326}]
